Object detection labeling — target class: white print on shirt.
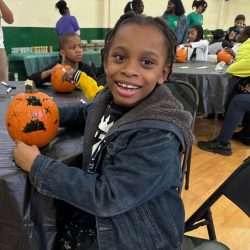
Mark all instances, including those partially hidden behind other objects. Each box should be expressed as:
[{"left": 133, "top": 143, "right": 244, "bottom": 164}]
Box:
[{"left": 92, "top": 115, "right": 114, "bottom": 155}]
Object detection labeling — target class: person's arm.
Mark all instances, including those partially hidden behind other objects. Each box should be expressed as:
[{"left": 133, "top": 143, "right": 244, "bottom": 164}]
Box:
[
  {"left": 227, "top": 58, "right": 250, "bottom": 77},
  {"left": 59, "top": 103, "right": 90, "bottom": 128},
  {"left": 73, "top": 70, "right": 104, "bottom": 100},
  {"left": 189, "top": 39, "right": 209, "bottom": 49},
  {"left": 75, "top": 30, "right": 80, "bottom": 36},
  {"left": 13, "top": 103, "right": 90, "bottom": 172},
  {"left": 0, "top": 0, "right": 13, "bottom": 24},
  {"left": 28, "top": 62, "right": 59, "bottom": 86},
  {"left": 22, "top": 130, "right": 182, "bottom": 217},
  {"left": 224, "top": 47, "right": 236, "bottom": 58},
  {"left": 72, "top": 16, "right": 80, "bottom": 36}
]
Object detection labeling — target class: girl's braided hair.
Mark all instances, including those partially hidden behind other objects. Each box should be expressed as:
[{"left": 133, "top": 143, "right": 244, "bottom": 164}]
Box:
[{"left": 103, "top": 12, "right": 177, "bottom": 77}]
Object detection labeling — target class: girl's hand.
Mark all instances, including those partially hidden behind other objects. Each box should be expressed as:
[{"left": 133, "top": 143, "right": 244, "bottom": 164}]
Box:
[
  {"left": 62, "top": 68, "right": 77, "bottom": 83},
  {"left": 224, "top": 48, "right": 235, "bottom": 57},
  {"left": 41, "top": 63, "right": 60, "bottom": 80},
  {"left": 13, "top": 141, "right": 40, "bottom": 172},
  {"left": 177, "top": 44, "right": 185, "bottom": 49},
  {"left": 183, "top": 43, "right": 192, "bottom": 48}
]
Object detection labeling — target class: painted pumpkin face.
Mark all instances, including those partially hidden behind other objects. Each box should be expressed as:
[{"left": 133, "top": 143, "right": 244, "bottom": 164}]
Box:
[
  {"left": 6, "top": 91, "right": 59, "bottom": 147},
  {"left": 51, "top": 64, "right": 75, "bottom": 93}
]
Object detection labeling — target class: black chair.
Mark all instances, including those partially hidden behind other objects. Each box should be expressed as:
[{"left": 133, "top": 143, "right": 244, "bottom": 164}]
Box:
[
  {"left": 182, "top": 235, "right": 230, "bottom": 250},
  {"left": 166, "top": 79, "right": 199, "bottom": 192},
  {"left": 96, "top": 73, "right": 107, "bottom": 86},
  {"left": 182, "top": 156, "right": 250, "bottom": 249}
]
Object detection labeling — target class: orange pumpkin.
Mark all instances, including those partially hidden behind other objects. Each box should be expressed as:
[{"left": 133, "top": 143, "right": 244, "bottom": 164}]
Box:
[
  {"left": 176, "top": 48, "right": 187, "bottom": 63},
  {"left": 6, "top": 80, "right": 59, "bottom": 147},
  {"left": 217, "top": 50, "right": 233, "bottom": 64},
  {"left": 51, "top": 64, "right": 75, "bottom": 93}
]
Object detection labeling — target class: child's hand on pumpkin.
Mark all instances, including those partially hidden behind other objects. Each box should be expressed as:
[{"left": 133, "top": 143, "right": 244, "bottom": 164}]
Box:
[
  {"left": 224, "top": 47, "right": 235, "bottom": 57},
  {"left": 13, "top": 141, "right": 40, "bottom": 172},
  {"left": 62, "top": 68, "right": 77, "bottom": 83},
  {"left": 177, "top": 44, "right": 185, "bottom": 49},
  {"left": 183, "top": 43, "right": 192, "bottom": 48}
]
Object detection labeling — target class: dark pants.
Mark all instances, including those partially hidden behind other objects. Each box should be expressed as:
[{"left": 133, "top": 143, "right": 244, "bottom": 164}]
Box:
[
  {"left": 54, "top": 200, "right": 98, "bottom": 250},
  {"left": 219, "top": 94, "right": 250, "bottom": 143}
]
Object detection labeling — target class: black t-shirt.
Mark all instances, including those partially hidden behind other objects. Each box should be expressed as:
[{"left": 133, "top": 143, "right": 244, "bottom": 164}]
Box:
[
  {"left": 92, "top": 101, "right": 132, "bottom": 156},
  {"left": 55, "top": 101, "right": 131, "bottom": 250}
]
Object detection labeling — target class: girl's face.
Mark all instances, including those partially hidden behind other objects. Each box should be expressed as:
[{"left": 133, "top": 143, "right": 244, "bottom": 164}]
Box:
[
  {"left": 196, "top": 5, "right": 206, "bottom": 13},
  {"left": 188, "top": 28, "right": 198, "bottom": 42},
  {"left": 60, "top": 36, "right": 83, "bottom": 66},
  {"left": 235, "top": 20, "right": 244, "bottom": 29},
  {"left": 104, "top": 24, "right": 169, "bottom": 107},
  {"left": 166, "top": 1, "right": 176, "bottom": 14},
  {"left": 228, "top": 31, "right": 236, "bottom": 40}
]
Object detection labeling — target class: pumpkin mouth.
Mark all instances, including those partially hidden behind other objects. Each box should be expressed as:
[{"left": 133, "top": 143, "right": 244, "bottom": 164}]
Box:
[{"left": 23, "top": 119, "right": 46, "bottom": 133}]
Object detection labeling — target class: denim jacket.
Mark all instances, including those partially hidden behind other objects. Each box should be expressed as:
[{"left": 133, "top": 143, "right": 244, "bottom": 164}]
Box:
[
  {"left": 29, "top": 84, "right": 193, "bottom": 250},
  {"left": 163, "top": 14, "right": 188, "bottom": 45}
]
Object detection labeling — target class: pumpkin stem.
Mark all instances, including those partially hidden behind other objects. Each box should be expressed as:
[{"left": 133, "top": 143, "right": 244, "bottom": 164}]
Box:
[{"left": 24, "top": 80, "right": 37, "bottom": 93}]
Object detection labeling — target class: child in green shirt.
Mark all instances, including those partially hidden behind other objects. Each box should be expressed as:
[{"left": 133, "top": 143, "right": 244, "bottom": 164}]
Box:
[{"left": 187, "top": 0, "right": 208, "bottom": 28}]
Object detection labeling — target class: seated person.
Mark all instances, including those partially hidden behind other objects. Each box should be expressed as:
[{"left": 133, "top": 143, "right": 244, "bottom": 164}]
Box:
[
  {"left": 179, "top": 25, "right": 208, "bottom": 61},
  {"left": 28, "top": 32, "right": 94, "bottom": 87},
  {"left": 198, "top": 77, "right": 250, "bottom": 156},
  {"left": 208, "top": 29, "right": 225, "bottom": 55},
  {"left": 215, "top": 26, "right": 250, "bottom": 121},
  {"left": 226, "top": 26, "right": 250, "bottom": 75},
  {"left": 225, "top": 14, "right": 245, "bottom": 45}
]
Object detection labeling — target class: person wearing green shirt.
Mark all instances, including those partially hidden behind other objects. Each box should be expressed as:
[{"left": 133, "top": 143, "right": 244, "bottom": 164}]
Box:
[
  {"left": 162, "top": 0, "right": 188, "bottom": 45},
  {"left": 187, "top": 0, "right": 207, "bottom": 28}
]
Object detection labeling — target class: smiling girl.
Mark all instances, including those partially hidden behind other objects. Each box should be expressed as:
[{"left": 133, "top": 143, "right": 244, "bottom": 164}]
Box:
[
  {"left": 13, "top": 13, "right": 193, "bottom": 250},
  {"left": 179, "top": 25, "right": 209, "bottom": 61}
]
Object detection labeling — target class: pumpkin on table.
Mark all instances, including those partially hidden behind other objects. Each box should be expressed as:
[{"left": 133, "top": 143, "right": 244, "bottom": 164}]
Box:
[
  {"left": 217, "top": 50, "right": 233, "bottom": 64},
  {"left": 176, "top": 48, "right": 187, "bottom": 63},
  {"left": 6, "top": 80, "right": 59, "bottom": 147},
  {"left": 51, "top": 64, "right": 75, "bottom": 93}
]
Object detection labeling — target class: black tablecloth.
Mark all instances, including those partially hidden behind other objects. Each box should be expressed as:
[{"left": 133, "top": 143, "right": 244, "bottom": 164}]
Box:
[
  {"left": 171, "top": 61, "right": 236, "bottom": 114},
  {"left": 0, "top": 82, "right": 85, "bottom": 250}
]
